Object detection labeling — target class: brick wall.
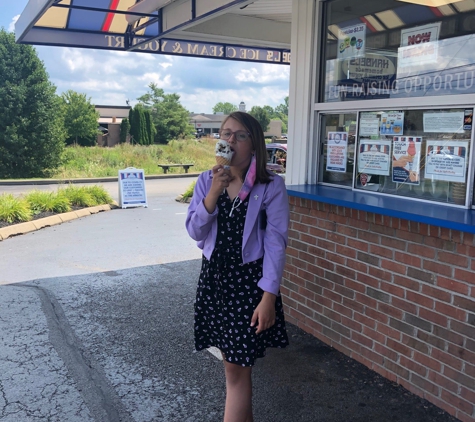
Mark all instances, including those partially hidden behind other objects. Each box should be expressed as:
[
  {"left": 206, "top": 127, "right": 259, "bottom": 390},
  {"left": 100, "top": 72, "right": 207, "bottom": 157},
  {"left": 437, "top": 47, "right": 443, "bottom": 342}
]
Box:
[{"left": 282, "top": 196, "right": 475, "bottom": 422}]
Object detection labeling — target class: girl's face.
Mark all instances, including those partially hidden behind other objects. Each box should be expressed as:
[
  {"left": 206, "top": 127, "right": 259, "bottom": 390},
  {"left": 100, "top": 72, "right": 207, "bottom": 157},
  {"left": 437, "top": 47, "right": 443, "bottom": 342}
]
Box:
[{"left": 222, "top": 118, "right": 253, "bottom": 170}]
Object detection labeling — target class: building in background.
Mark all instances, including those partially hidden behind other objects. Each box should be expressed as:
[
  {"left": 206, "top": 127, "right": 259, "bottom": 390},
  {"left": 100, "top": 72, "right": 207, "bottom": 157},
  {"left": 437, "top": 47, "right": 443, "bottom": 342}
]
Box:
[{"left": 95, "top": 105, "right": 131, "bottom": 147}]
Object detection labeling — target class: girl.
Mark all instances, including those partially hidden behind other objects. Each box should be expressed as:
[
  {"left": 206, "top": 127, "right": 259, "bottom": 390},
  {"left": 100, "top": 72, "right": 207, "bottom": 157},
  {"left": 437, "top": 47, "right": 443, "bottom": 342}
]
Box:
[{"left": 186, "top": 112, "right": 289, "bottom": 422}]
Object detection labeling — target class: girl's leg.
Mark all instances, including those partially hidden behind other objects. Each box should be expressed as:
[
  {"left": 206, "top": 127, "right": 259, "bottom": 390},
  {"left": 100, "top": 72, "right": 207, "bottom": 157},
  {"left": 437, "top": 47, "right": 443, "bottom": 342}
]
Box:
[{"left": 222, "top": 359, "right": 254, "bottom": 422}]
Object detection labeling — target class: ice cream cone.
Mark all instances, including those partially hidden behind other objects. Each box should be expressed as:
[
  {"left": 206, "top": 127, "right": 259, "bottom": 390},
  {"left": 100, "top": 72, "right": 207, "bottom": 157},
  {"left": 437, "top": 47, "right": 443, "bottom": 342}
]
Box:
[{"left": 216, "top": 156, "right": 232, "bottom": 167}]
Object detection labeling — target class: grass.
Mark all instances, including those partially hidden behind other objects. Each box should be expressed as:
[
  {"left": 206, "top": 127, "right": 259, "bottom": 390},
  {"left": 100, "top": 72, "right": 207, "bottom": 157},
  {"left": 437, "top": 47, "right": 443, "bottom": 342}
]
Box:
[
  {"left": 52, "top": 139, "right": 216, "bottom": 179},
  {"left": 181, "top": 181, "right": 196, "bottom": 201},
  {"left": 0, "top": 185, "right": 113, "bottom": 225}
]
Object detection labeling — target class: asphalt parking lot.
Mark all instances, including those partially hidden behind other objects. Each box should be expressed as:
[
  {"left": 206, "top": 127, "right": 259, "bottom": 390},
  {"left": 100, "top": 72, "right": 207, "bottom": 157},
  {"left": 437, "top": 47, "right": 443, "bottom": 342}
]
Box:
[{"left": 0, "top": 178, "right": 460, "bottom": 422}]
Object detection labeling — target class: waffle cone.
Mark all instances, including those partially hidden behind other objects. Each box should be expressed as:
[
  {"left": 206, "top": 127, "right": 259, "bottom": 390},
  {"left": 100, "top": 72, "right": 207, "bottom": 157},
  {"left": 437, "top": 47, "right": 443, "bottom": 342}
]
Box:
[{"left": 216, "top": 156, "right": 232, "bottom": 167}]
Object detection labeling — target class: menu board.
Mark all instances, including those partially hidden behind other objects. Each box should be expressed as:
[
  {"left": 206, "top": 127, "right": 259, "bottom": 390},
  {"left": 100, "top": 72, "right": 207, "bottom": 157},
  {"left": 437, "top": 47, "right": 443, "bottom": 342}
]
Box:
[
  {"left": 392, "top": 137, "right": 422, "bottom": 185},
  {"left": 424, "top": 141, "right": 468, "bottom": 183},
  {"left": 358, "top": 140, "right": 391, "bottom": 176},
  {"left": 326, "top": 132, "right": 348, "bottom": 173}
]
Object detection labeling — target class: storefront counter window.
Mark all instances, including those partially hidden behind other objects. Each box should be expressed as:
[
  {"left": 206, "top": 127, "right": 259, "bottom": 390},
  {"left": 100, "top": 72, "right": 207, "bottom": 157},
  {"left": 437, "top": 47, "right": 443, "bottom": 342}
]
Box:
[{"left": 321, "top": 0, "right": 475, "bottom": 102}]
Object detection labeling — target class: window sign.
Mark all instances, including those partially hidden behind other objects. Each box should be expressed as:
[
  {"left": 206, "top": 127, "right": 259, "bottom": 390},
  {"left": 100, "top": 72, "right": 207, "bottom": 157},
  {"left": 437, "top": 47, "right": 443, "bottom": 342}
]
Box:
[
  {"left": 357, "top": 140, "right": 392, "bottom": 176},
  {"left": 359, "top": 114, "right": 380, "bottom": 137},
  {"left": 337, "top": 24, "right": 366, "bottom": 60},
  {"left": 392, "top": 137, "right": 422, "bottom": 185},
  {"left": 398, "top": 23, "right": 441, "bottom": 68},
  {"left": 326, "top": 132, "right": 348, "bottom": 173},
  {"left": 464, "top": 110, "right": 473, "bottom": 131},
  {"left": 423, "top": 112, "right": 464, "bottom": 133},
  {"left": 424, "top": 141, "right": 468, "bottom": 183},
  {"left": 380, "top": 112, "right": 404, "bottom": 136},
  {"left": 118, "top": 168, "right": 148, "bottom": 209}
]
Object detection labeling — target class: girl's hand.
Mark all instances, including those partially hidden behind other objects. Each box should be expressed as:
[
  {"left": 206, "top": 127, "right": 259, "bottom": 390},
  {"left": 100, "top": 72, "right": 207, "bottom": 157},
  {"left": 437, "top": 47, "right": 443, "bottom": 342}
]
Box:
[
  {"left": 251, "top": 292, "right": 276, "bottom": 334},
  {"left": 204, "top": 165, "right": 233, "bottom": 213}
]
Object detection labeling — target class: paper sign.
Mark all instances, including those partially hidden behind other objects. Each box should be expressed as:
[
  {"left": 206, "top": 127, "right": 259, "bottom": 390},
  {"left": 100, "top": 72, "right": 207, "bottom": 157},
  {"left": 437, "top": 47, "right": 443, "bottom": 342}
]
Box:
[
  {"left": 358, "top": 140, "right": 391, "bottom": 176},
  {"left": 380, "top": 112, "right": 404, "bottom": 136},
  {"left": 326, "top": 132, "right": 348, "bottom": 173},
  {"left": 398, "top": 23, "right": 440, "bottom": 67},
  {"left": 359, "top": 114, "right": 381, "bottom": 136},
  {"left": 392, "top": 137, "right": 422, "bottom": 185},
  {"left": 423, "top": 112, "right": 464, "bottom": 133},
  {"left": 424, "top": 141, "right": 468, "bottom": 183},
  {"left": 337, "top": 24, "right": 366, "bottom": 60},
  {"left": 118, "top": 168, "right": 148, "bottom": 209}
]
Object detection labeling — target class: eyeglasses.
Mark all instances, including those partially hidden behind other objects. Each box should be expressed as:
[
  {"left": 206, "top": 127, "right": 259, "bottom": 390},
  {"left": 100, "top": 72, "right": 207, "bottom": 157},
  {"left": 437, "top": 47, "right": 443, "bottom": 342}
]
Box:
[{"left": 219, "top": 129, "right": 250, "bottom": 142}]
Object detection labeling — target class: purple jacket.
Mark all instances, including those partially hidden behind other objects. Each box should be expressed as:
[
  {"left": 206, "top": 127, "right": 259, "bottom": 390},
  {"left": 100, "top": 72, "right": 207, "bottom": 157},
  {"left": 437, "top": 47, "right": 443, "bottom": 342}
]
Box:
[{"left": 185, "top": 170, "right": 289, "bottom": 295}]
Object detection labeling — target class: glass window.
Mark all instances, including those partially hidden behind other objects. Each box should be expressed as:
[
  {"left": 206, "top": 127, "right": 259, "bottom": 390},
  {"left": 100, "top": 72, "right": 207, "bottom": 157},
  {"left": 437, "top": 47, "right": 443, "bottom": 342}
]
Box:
[
  {"left": 318, "top": 113, "right": 357, "bottom": 186},
  {"left": 322, "top": 0, "right": 475, "bottom": 102},
  {"left": 354, "top": 108, "right": 472, "bottom": 205}
]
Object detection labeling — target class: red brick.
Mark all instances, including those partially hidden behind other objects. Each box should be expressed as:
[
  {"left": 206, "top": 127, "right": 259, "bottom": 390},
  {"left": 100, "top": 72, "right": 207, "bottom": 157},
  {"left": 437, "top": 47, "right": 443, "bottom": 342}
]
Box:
[
  {"left": 368, "top": 266, "right": 392, "bottom": 282},
  {"left": 378, "top": 303, "right": 404, "bottom": 319},
  {"left": 377, "top": 323, "right": 401, "bottom": 341},
  {"left": 393, "top": 275, "right": 421, "bottom": 292},
  {"left": 428, "top": 370, "right": 459, "bottom": 393},
  {"left": 322, "top": 307, "right": 342, "bottom": 323},
  {"left": 342, "top": 297, "right": 365, "bottom": 314},
  {"left": 384, "top": 360, "right": 410, "bottom": 380},
  {"left": 447, "top": 344, "right": 475, "bottom": 368},
  {"left": 455, "top": 268, "right": 475, "bottom": 284},
  {"left": 372, "top": 364, "right": 398, "bottom": 383},
  {"left": 365, "top": 307, "right": 389, "bottom": 324},
  {"left": 391, "top": 297, "right": 417, "bottom": 314},
  {"left": 443, "top": 366, "right": 475, "bottom": 390},
  {"left": 412, "top": 351, "right": 441, "bottom": 372},
  {"left": 411, "top": 373, "right": 440, "bottom": 396},
  {"left": 418, "top": 307, "right": 449, "bottom": 328},
  {"left": 441, "top": 390, "right": 474, "bottom": 416},
  {"left": 438, "top": 251, "right": 469, "bottom": 267},
  {"left": 406, "top": 290, "right": 435, "bottom": 309},
  {"left": 435, "top": 301, "right": 467, "bottom": 322},
  {"left": 346, "top": 258, "right": 368, "bottom": 274},
  {"left": 400, "top": 355, "right": 427, "bottom": 376},
  {"left": 351, "top": 331, "right": 374, "bottom": 349},
  {"left": 370, "top": 244, "right": 394, "bottom": 259},
  {"left": 437, "top": 276, "right": 469, "bottom": 295},
  {"left": 362, "top": 325, "right": 386, "bottom": 344},
  {"left": 394, "top": 251, "right": 422, "bottom": 267},
  {"left": 374, "top": 342, "right": 398, "bottom": 362},
  {"left": 356, "top": 273, "right": 380, "bottom": 288},
  {"left": 459, "top": 387, "right": 475, "bottom": 409},
  {"left": 423, "top": 259, "right": 453, "bottom": 277},
  {"left": 347, "top": 238, "right": 369, "bottom": 252},
  {"left": 381, "top": 259, "right": 407, "bottom": 275},
  {"left": 387, "top": 338, "right": 412, "bottom": 357},
  {"left": 340, "top": 315, "right": 362, "bottom": 333},
  {"left": 380, "top": 281, "right": 405, "bottom": 298},
  {"left": 431, "top": 348, "right": 463, "bottom": 371},
  {"left": 335, "top": 244, "right": 357, "bottom": 259},
  {"left": 421, "top": 284, "right": 452, "bottom": 303},
  {"left": 381, "top": 236, "right": 407, "bottom": 251},
  {"left": 354, "top": 312, "right": 377, "bottom": 329},
  {"left": 355, "top": 292, "right": 378, "bottom": 309},
  {"left": 333, "top": 302, "right": 353, "bottom": 318}
]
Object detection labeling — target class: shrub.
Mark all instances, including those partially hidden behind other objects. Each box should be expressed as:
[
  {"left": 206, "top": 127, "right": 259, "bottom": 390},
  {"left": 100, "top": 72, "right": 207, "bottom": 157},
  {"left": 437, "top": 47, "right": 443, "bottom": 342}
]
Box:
[
  {"left": 0, "top": 194, "right": 33, "bottom": 223},
  {"left": 24, "top": 190, "right": 72, "bottom": 214},
  {"left": 85, "top": 185, "right": 113, "bottom": 204},
  {"left": 59, "top": 185, "right": 97, "bottom": 207},
  {"left": 182, "top": 181, "right": 196, "bottom": 201}
]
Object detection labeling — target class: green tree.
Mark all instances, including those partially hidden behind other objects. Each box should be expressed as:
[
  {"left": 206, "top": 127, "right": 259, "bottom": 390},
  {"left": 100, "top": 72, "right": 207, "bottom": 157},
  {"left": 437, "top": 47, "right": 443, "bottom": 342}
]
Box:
[
  {"left": 249, "top": 106, "right": 271, "bottom": 133},
  {"left": 128, "top": 105, "right": 155, "bottom": 145},
  {"left": 61, "top": 90, "right": 100, "bottom": 146},
  {"left": 212, "top": 102, "right": 238, "bottom": 114},
  {"left": 0, "top": 29, "right": 66, "bottom": 178},
  {"left": 120, "top": 118, "right": 130, "bottom": 143},
  {"left": 137, "top": 83, "right": 193, "bottom": 144}
]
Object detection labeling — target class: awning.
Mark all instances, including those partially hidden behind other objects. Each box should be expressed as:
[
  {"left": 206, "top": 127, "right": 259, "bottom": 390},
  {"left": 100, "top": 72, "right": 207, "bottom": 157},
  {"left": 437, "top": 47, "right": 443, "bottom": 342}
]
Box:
[{"left": 15, "top": 0, "right": 292, "bottom": 65}]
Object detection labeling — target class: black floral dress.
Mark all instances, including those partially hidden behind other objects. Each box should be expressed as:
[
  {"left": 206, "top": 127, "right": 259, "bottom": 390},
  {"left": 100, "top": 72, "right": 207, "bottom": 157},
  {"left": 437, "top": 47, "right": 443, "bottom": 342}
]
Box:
[{"left": 194, "top": 191, "right": 289, "bottom": 367}]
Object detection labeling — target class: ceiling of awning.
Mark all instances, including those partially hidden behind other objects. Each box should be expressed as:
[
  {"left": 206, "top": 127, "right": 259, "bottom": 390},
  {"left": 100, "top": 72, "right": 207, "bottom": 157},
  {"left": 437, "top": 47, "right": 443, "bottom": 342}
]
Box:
[
  {"left": 15, "top": 0, "right": 475, "bottom": 64},
  {"left": 15, "top": 0, "right": 293, "bottom": 64}
]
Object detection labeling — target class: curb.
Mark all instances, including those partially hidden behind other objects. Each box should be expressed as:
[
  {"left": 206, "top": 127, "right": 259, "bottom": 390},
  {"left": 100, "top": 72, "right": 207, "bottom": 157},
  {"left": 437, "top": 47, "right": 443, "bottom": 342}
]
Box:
[
  {"left": 0, "top": 173, "right": 200, "bottom": 186},
  {"left": 0, "top": 204, "right": 114, "bottom": 241}
]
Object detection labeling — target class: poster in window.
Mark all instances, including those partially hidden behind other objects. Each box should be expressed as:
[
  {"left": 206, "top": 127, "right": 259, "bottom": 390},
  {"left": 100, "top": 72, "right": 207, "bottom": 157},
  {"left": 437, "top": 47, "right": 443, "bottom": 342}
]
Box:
[
  {"left": 326, "top": 132, "right": 348, "bottom": 173},
  {"left": 424, "top": 141, "right": 468, "bottom": 183},
  {"left": 357, "top": 140, "right": 391, "bottom": 176},
  {"left": 380, "top": 112, "right": 404, "bottom": 136},
  {"left": 398, "top": 23, "right": 441, "bottom": 68},
  {"left": 392, "top": 137, "right": 422, "bottom": 185},
  {"left": 337, "top": 24, "right": 366, "bottom": 60}
]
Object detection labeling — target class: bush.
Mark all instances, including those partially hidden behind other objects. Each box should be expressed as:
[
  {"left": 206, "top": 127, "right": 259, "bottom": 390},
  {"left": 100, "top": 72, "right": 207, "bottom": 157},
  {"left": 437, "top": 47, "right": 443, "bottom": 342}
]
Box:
[
  {"left": 182, "top": 181, "right": 196, "bottom": 201},
  {"left": 24, "top": 190, "right": 72, "bottom": 214},
  {"left": 58, "top": 185, "right": 97, "bottom": 207},
  {"left": 0, "top": 194, "right": 33, "bottom": 223}
]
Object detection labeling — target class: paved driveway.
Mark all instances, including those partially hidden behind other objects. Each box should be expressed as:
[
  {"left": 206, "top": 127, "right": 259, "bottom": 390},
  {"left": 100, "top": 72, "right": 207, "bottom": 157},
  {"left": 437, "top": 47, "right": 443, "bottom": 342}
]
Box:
[{"left": 0, "top": 178, "right": 459, "bottom": 422}]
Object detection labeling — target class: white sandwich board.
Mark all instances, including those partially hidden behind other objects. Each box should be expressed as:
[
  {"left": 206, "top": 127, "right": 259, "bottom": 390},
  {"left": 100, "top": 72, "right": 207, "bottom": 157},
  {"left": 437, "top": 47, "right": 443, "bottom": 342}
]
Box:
[{"left": 118, "top": 167, "right": 148, "bottom": 209}]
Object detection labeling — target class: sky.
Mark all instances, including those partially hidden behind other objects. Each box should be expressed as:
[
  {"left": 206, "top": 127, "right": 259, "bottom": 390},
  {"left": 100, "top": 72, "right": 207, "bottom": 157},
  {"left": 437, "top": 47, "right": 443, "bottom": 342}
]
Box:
[{"left": 0, "top": 1, "right": 290, "bottom": 114}]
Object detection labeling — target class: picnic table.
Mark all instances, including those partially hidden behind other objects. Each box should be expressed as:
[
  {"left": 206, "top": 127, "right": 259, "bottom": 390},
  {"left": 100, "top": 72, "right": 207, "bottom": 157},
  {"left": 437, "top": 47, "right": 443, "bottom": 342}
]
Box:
[{"left": 158, "top": 164, "right": 194, "bottom": 174}]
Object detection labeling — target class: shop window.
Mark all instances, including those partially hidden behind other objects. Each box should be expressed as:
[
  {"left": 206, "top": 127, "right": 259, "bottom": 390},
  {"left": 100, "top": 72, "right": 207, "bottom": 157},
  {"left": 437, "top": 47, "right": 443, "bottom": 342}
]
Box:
[
  {"left": 318, "top": 113, "right": 357, "bottom": 186},
  {"left": 321, "top": 0, "right": 475, "bottom": 103},
  {"left": 318, "top": 108, "right": 474, "bottom": 207}
]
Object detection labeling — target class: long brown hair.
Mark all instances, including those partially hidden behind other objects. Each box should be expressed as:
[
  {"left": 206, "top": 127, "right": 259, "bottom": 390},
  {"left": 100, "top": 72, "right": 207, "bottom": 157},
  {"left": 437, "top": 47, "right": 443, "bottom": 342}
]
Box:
[{"left": 221, "top": 111, "right": 272, "bottom": 184}]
